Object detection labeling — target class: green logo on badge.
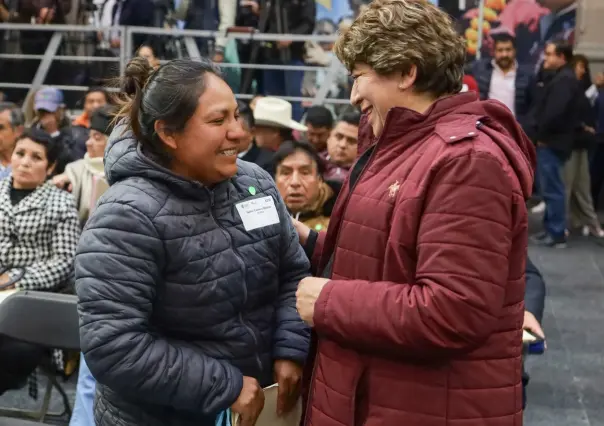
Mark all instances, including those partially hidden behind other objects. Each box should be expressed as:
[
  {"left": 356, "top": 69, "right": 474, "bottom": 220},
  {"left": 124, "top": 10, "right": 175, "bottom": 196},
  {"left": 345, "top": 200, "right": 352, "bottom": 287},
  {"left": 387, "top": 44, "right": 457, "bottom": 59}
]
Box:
[{"left": 248, "top": 186, "right": 256, "bottom": 195}]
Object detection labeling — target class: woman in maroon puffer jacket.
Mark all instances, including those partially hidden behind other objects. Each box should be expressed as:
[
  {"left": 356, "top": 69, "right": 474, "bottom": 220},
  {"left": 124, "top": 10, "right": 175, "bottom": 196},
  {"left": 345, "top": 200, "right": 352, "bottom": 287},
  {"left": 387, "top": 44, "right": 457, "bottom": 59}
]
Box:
[{"left": 293, "top": 0, "right": 537, "bottom": 425}]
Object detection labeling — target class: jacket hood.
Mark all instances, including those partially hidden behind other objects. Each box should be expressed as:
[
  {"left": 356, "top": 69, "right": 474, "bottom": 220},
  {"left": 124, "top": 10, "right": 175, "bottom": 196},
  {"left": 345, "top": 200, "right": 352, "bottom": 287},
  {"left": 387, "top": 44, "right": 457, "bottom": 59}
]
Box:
[
  {"left": 434, "top": 95, "right": 536, "bottom": 200},
  {"left": 104, "top": 122, "right": 205, "bottom": 196}
]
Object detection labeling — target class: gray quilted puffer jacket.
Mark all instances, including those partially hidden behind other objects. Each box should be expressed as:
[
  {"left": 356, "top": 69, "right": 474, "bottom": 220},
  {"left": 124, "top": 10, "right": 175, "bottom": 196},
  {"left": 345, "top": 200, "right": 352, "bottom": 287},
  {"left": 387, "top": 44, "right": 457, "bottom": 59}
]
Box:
[{"left": 75, "top": 124, "right": 311, "bottom": 426}]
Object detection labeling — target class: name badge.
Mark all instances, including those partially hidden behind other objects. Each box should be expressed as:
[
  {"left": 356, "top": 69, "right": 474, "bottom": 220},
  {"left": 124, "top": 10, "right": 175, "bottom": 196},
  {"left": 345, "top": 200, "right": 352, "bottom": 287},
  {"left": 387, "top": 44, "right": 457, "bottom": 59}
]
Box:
[{"left": 235, "top": 196, "right": 280, "bottom": 231}]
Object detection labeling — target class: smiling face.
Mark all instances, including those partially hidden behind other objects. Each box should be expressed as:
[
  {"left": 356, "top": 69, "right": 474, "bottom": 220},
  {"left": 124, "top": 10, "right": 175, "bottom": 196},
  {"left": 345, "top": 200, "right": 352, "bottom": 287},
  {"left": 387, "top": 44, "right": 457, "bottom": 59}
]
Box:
[
  {"left": 11, "top": 137, "right": 54, "bottom": 189},
  {"left": 157, "top": 73, "right": 246, "bottom": 185},
  {"left": 350, "top": 63, "right": 404, "bottom": 138}
]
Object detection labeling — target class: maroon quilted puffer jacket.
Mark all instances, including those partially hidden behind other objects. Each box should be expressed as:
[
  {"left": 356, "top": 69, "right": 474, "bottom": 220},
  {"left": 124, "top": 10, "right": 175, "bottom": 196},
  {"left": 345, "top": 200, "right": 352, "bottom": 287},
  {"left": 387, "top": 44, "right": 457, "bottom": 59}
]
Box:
[{"left": 302, "top": 92, "right": 536, "bottom": 426}]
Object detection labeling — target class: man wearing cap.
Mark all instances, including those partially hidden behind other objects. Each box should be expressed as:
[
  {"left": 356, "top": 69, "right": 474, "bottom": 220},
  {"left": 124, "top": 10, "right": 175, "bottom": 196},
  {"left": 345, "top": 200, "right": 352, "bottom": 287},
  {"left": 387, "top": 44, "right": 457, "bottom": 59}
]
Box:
[
  {"left": 33, "top": 87, "right": 81, "bottom": 173},
  {"left": 52, "top": 106, "right": 114, "bottom": 227},
  {"left": 253, "top": 97, "right": 308, "bottom": 153}
]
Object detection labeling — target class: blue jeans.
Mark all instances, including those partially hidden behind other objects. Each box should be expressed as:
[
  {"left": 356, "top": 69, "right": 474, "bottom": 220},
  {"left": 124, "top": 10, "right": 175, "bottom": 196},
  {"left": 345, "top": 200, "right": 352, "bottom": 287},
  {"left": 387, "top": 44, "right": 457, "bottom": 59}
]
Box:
[
  {"left": 69, "top": 354, "right": 96, "bottom": 426},
  {"left": 262, "top": 59, "right": 304, "bottom": 121},
  {"left": 537, "top": 146, "right": 566, "bottom": 239}
]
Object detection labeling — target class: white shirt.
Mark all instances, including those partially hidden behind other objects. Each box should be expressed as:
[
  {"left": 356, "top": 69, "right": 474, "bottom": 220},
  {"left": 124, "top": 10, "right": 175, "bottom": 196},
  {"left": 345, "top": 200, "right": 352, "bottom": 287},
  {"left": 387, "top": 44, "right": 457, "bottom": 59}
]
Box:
[{"left": 488, "top": 61, "right": 517, "bottom": 117}]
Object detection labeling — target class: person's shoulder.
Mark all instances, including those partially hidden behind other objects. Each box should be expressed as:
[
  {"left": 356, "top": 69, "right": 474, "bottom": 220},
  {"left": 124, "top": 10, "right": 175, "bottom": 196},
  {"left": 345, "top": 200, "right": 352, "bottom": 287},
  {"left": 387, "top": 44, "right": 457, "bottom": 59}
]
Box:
[
  {"left": 516, "top": 63, "right": 534, "bottom": 79},
  {"left": 554, "top": 67, "right": 577, "bottom": 84},
  {"left": 65, "top": 158, "right": 86, "bottom": 174},
  {"left": 44, "top": 182, "right": 78, "bottom": 214},
  {"left": 97, "top": 177, "right": 168, "bottom": 220},
  {"left": 235, "top": 159, "right": 275, "bottom": 192}
]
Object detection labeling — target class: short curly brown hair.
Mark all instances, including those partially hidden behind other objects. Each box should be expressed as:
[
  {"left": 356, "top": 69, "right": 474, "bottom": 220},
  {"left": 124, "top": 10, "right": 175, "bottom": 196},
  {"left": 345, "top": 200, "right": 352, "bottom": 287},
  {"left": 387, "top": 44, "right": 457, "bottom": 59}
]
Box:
[{"left": 334, "top": 0, "right": 466, "bottom": 97}]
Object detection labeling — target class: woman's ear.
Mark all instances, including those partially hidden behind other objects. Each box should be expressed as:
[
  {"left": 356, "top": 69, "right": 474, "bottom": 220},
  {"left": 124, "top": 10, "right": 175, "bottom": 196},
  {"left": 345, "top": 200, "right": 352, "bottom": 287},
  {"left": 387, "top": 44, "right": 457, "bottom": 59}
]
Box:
[
  {"left": 399, "top": 65, "right": 417, "bottom": 91},
  {"left": 154, "top": 120, "right": 177, "bottom": 150}
]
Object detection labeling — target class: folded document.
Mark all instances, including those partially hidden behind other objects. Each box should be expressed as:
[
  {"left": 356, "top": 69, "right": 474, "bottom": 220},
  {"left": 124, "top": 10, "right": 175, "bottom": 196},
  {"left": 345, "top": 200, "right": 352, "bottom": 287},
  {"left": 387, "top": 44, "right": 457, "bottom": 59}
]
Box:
[{"left": 230, "top": 383, "right": 302, "bottom": 426}]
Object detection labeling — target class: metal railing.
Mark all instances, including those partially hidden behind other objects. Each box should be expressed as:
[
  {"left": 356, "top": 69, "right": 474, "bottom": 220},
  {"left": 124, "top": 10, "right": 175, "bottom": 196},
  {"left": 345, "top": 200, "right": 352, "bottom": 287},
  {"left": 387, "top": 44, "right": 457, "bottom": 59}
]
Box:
[{"left": 0, "top": 23, "right": 348, "bottom": 106}]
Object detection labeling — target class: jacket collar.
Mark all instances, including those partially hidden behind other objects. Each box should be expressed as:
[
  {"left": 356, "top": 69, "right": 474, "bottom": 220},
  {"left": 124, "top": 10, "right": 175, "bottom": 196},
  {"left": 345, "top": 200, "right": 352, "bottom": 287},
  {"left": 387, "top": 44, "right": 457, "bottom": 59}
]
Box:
[
  {"left": 361, "top": 92, "right": 480, "bottom": 152},
  {"left": 0, "top": 178, "right": 54, "bottom": 215}
]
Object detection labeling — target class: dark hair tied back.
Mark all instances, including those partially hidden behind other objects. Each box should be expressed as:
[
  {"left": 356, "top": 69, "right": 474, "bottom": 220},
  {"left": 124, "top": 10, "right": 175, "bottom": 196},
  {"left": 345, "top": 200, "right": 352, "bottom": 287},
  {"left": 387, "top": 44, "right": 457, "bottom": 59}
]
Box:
[
  {"left": 115, "top": 57, "right": 221, "bottom": 166},
  {"left": 118, "top": 56, "right": 154, "bottom": 143}
]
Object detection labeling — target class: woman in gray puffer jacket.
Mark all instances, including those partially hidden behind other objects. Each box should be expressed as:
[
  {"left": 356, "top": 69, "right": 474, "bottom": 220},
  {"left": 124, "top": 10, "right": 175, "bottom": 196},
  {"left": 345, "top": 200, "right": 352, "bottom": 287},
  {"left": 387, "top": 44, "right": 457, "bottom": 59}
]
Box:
[{"left": 75, "top": 57, "right": 311, "bottom": 426}]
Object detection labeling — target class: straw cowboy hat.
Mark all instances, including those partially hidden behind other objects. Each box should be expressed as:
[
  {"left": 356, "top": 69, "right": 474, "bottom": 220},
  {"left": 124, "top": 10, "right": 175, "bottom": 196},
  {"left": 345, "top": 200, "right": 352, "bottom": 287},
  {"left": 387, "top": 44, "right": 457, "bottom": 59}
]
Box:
[{"left": 253, "top": 97, "right": 308, "bottom": 131}]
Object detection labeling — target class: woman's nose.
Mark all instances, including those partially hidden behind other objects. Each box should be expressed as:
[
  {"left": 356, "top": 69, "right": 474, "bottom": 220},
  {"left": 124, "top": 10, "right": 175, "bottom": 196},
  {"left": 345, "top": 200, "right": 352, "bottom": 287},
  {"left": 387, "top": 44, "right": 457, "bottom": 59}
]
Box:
[{"left": 228, "top": 120, "right": 247, "bottom": 140}]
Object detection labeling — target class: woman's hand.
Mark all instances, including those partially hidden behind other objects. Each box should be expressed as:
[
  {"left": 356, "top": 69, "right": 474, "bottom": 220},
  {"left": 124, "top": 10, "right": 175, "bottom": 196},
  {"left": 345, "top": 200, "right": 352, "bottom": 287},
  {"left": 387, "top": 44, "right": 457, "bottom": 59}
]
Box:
[
  {"left": 296, "top": 277, "right": 330, "bottom": 326},
  {"left": 523, "top": 311, "right": 545, "bottom": 340},
  {"left": 273, "top": 360, "right": 302, "bottom": 416},
  {"left": 231, "top": 376, "right": 264, "bottom": 426},
  {"left": 0, "top": 273, "right": 14, "bottom": 290},
  {"left": 52, "top": 173, "right": 72, "bottom": 192},
  {"left": 291, "top": 218, "right": 311, "bottom": 246}
]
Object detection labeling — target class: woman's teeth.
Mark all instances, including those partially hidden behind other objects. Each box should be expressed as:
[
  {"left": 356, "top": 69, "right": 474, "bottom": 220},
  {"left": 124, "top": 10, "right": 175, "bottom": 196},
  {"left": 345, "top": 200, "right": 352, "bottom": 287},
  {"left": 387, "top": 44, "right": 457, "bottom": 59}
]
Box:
[{"left": 219, "top": 149, "right": 237, "bottom": 156}]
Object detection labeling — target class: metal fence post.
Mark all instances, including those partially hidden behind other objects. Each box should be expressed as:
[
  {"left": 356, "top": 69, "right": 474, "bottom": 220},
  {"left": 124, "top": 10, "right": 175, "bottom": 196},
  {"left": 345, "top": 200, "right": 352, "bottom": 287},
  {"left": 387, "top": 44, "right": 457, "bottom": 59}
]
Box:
[
  {"left": 184, "top": 37, "right": 202, "bottom": 61},
  {"left": 23, "top": 32, "right": 63, "bottom": 110},
  {"left": 119, "top": 26, "right": 127, "bottom": 76}
]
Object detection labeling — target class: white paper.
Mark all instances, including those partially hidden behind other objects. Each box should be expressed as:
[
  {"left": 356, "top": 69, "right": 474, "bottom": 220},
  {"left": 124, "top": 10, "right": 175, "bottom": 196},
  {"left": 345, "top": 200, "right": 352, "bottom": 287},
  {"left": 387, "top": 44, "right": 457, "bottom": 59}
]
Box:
[
  {"left": 235, "top": 196, "right": 280, "bottom": 231},
  {"left": 0, "top": 289, "right": 18, "bottom": 305},
  {"left": 231, "top": 383, "right": 302, "bottom": 426},
  {"left": 522, "top": 330, "right": 538, "bottom": 343}
]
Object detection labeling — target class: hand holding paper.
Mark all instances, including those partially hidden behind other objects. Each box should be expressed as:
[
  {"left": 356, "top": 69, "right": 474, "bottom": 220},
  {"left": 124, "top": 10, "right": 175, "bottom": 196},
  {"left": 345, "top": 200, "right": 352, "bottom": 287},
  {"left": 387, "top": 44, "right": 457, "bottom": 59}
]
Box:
[
  {"left": 231, "top": 376, "right": 264, "bottom": 426},
  {"left": 522, "top": 311, "right": 545, "bottom": 340}
]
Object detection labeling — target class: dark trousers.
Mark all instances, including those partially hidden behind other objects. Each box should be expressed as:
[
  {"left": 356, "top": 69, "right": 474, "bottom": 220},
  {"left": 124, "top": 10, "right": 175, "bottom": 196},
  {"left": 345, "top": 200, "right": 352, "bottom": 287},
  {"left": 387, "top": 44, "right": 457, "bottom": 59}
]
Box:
[
  {"left": 0, "top": 335, "right": 46, "bottom": 394},
  {"left": 262, "top": 59, "right": 305, "bottom": 121},
  {"left": 590, "top": 143, "right": 604, "bottom": 211},
  {"left": 537, "top": 146, "right": 567, "bottom": 239}
]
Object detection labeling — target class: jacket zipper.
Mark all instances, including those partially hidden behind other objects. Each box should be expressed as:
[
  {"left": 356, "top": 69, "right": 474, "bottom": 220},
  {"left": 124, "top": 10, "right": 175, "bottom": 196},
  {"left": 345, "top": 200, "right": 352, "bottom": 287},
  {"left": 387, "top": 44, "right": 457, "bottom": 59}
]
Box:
[
  {"left": 321, "top": 145, "right": 378, "bottom": 277},
  {"left": 302, "top": 337, "right": 319, "bottom": 425},
  {"left": 304, "top": 146, "right": 378, "bottom": 425},
  {"left": 207, "top": 189, "right": 263, "bottom": 373}
]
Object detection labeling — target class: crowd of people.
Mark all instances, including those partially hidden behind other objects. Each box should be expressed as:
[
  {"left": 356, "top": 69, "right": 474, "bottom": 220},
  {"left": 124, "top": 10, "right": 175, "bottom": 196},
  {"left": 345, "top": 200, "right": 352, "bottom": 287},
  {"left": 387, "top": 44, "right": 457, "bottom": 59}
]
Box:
[
  {"left": 0, "top": 0, "right": 357, "bottom": 119},
  {"left": 466, "top": 32, "right": 604, "bottom": 247},
  {"left": 0, "top": 0, "right": 601, "bottom": 424}
]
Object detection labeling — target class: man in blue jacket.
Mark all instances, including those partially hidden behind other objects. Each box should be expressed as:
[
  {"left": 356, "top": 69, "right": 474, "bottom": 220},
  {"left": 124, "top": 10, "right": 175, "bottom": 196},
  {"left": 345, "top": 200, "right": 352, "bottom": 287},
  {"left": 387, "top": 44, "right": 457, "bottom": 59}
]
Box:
[{"left": 472, "top": 33, "right": 534, "bottom": 132}]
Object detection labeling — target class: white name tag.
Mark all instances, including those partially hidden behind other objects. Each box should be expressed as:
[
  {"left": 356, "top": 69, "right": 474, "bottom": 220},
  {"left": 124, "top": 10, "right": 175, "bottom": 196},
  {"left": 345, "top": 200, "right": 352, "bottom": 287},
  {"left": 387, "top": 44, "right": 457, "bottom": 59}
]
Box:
[{"left": 235, "top": 196, "right": 280, "bottom": 231}]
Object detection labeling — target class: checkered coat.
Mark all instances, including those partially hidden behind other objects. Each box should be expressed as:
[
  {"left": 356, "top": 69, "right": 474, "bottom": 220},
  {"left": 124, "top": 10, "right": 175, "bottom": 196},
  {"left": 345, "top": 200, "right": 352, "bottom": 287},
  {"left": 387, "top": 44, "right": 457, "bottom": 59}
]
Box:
[
  {"left": 0, "top": 178, "right": 80, "bottom": 290},
  {"left": 0, "top": 177, "right": 80, "bottom": 398}
]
